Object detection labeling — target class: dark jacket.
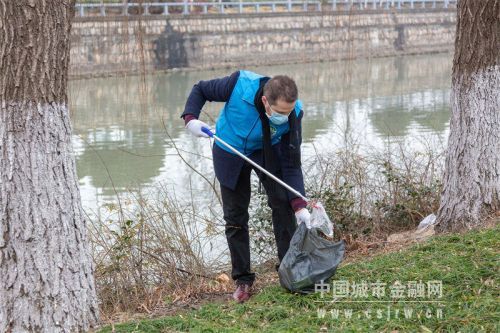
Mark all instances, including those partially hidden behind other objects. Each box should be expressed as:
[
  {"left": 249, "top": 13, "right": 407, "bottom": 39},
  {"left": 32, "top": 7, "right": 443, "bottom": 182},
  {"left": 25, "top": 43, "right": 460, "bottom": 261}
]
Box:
[{"left": 182, "top": 70, "right": 306, "bottom": 203}]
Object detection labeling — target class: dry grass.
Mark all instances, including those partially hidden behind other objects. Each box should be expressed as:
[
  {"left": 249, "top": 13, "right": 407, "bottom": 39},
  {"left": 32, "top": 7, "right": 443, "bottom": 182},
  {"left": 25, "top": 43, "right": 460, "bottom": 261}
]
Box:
[{"left": 90, "top": 140, "right": 447, "bottom": 322}]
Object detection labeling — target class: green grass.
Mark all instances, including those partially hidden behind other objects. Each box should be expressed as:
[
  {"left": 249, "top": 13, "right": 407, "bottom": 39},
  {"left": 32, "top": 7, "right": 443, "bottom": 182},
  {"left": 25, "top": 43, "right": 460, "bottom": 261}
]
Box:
[{"left": 99, "top": 226, "right": 499, "bottom": 332}]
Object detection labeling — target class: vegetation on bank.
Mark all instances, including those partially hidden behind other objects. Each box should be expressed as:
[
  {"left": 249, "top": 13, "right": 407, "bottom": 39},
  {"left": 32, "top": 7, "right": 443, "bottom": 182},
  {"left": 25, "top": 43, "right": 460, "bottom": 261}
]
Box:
[
  {"left": 97, "top": 225, "right": 498, "bottom": 332},
  {"left": 88, "top": 134, "right": 446, "bottom": 320},
  {"left": 90, "top": 141, "right": 444, "bottom": 317},
  {"left": 250, "top": 142, "right": 443, "bottom": 261}
]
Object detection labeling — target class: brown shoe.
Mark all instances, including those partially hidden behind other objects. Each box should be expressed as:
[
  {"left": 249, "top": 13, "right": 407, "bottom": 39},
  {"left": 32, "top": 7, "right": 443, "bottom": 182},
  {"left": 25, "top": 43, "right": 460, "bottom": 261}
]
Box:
[{"left": 232, "top": 283, "right": 252, "bottom": 303}]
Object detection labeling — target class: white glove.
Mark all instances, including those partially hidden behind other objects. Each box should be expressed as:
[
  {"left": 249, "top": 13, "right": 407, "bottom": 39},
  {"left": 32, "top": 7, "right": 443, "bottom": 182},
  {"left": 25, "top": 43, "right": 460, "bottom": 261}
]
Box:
[
  {"left": 186, "top": 119, "right": 211, "bottom": 138},
  {"left": 295, "top": 208, "right": 311, "bottom": 228}
]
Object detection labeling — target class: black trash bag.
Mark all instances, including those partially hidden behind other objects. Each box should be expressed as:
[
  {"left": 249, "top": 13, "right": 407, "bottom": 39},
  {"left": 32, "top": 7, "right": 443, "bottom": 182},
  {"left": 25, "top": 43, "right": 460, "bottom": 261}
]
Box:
[{"left": 278, "top": 222, "right": 345, "bottom": 294}]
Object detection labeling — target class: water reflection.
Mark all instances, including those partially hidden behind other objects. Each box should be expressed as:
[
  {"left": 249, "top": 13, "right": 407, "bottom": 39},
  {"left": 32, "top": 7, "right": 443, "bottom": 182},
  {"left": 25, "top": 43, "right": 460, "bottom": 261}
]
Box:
[{"left": 69, "top": 53, "right": 452, "bottom": 210}]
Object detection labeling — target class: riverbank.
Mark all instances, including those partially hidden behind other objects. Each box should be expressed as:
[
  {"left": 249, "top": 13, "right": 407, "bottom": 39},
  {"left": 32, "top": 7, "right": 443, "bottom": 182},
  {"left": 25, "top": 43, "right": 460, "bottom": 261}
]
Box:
[
  {"left": 70, "top": 8, "right": 456, "bottom": 79},
  {"left": 86, "top": 131, "right": 449, "bottom": 323},
  {"left": 96, "top": 224, "right": 499, "bottom": 332}
]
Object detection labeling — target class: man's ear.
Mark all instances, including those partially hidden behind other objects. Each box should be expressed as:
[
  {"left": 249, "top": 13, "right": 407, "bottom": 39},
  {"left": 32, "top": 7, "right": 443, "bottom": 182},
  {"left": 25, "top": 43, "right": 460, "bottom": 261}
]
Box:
[{"left": 261, "top": 95, "right": 267, "bottom": 105}]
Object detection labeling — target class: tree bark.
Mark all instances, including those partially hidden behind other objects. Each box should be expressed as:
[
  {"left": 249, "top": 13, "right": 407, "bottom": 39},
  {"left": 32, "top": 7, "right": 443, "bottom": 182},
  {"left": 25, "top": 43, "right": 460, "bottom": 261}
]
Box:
[
  {"left": 0, "top": 1, "right": 99, "bottom": 332},
  {"left": 436, "top": 0, "right": 500, "bottom": 232}
]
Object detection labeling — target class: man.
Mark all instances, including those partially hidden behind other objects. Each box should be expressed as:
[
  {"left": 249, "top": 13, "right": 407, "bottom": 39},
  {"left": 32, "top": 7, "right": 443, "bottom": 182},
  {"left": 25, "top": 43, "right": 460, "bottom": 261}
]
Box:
[{"left": 182, "top": 70, "right": 310, "bottom": 303}]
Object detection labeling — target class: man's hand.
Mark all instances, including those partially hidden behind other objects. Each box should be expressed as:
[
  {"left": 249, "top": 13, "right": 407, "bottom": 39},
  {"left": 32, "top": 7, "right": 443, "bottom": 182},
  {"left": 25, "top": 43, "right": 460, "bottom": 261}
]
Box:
[
  {"left": 295, "top": 208, "right": 311, "bottom": 228},
  {"left": 186, "top": 119, "right": 211, "bottom": 138}
]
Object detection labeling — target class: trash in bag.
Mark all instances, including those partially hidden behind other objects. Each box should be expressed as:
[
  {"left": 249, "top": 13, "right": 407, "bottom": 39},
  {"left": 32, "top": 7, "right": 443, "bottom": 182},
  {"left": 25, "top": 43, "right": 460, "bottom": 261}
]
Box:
[
  {"left": 309, "top": 202, "right": 334, "bottom": 238},
  {"left": 278, "top": 203, "right": 345, "bottom": 294}
]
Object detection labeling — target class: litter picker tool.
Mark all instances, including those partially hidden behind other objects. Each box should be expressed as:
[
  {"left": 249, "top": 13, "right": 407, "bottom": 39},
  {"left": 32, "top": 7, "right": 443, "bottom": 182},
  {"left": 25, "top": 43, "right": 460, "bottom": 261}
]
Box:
[
  {"left": 201, "top": 127, "right": 309, "bottom": 203},
  {"left": 201, "top": 126, "right": 333, "bottom": 237}
]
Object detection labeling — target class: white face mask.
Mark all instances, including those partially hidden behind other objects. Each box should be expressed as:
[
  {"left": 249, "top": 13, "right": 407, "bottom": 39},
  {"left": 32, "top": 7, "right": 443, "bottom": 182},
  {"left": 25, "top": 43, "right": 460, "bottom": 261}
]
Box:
[
  {"left": 266, "top": 111, "right": 289, "bottom": 125},
  {"left": 265, "top": 101, "right": 292, "bottom": 125}
]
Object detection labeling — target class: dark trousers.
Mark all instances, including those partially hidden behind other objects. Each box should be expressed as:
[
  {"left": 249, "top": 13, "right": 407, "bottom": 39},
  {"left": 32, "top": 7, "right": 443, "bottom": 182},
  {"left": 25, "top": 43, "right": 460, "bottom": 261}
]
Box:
[{"left": 221, "top": 162, "right": 297, "bottom": 285}]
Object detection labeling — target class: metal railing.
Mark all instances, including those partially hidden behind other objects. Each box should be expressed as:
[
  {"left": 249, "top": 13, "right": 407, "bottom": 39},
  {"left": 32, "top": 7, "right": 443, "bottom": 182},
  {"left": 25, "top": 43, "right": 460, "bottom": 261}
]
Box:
[
  {"left": 75, "top": 0, "right": 457, "bottom": 17},
  {"left": 331, "top": 0, "right": 456, "bottom": 10}
]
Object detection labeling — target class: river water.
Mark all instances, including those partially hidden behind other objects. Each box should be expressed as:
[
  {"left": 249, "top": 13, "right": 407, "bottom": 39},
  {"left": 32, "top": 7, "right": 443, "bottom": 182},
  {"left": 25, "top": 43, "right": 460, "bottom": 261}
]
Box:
[{"left": 69, "top": 53, "right": 452, "bottom": 219}]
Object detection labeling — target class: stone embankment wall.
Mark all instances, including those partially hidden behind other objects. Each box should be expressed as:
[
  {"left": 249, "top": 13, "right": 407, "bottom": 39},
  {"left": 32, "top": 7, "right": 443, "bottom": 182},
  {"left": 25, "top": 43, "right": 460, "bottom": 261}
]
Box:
[{"left": 70, "top": 9, "right": 456, "bottom": 77}]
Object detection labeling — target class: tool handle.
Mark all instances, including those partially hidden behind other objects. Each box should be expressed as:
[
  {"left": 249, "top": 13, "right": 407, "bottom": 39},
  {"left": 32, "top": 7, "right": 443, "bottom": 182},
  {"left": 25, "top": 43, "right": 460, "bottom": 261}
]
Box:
[
  {"left": 201, "top": 126, "right": 309, "bottom": 203},
  {"left": 202, "top": 127, "right": 214, "bottom": 138}
]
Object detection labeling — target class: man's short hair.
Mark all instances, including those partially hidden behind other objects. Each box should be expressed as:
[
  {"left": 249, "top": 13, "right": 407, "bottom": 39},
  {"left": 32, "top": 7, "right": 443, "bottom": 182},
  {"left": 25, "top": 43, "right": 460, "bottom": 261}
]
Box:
[{"left": 263, "top": 75, "right": 298, "bottom": 105}]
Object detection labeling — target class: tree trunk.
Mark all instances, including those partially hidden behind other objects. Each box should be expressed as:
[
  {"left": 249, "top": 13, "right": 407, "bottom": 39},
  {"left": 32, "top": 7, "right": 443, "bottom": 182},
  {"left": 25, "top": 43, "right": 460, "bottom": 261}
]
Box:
[
  {"left": 0, "top": 1, "right": 99, "bottom": 332},
  {"left": 436, "top": 0, "right": 500, "bottom": 232}
]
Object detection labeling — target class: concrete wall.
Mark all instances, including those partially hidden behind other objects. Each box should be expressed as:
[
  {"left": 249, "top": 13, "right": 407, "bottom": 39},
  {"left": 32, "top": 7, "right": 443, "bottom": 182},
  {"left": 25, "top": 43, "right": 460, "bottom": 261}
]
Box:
[{"left": 70, "top": 9, "right": 456, "bottom": 78}]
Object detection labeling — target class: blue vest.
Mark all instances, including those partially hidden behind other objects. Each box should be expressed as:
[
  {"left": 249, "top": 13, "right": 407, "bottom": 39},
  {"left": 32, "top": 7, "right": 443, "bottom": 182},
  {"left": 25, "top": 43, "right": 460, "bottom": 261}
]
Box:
[{"left": 215, "top": 70, "right": 303, "bottom": 156}]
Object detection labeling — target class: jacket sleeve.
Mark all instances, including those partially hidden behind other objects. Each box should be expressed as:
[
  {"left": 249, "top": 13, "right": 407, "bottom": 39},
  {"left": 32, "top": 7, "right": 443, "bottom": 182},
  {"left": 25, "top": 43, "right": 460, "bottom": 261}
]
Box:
[
  {"left": 181, "top": 71, "right": 240, "bottom": 120},
  {"left": 279, "top": 110, "right": 306, "bottom": 203}
]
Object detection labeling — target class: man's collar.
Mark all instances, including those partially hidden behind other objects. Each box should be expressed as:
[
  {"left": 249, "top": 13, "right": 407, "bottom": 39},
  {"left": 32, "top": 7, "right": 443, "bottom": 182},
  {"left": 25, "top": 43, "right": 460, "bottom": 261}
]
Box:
[
  {"left": 242, "top": 76, "right": 270, "bottom": 106},
  {"left": 252, "top": 77, "right": 270, "bottom": 112}
]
